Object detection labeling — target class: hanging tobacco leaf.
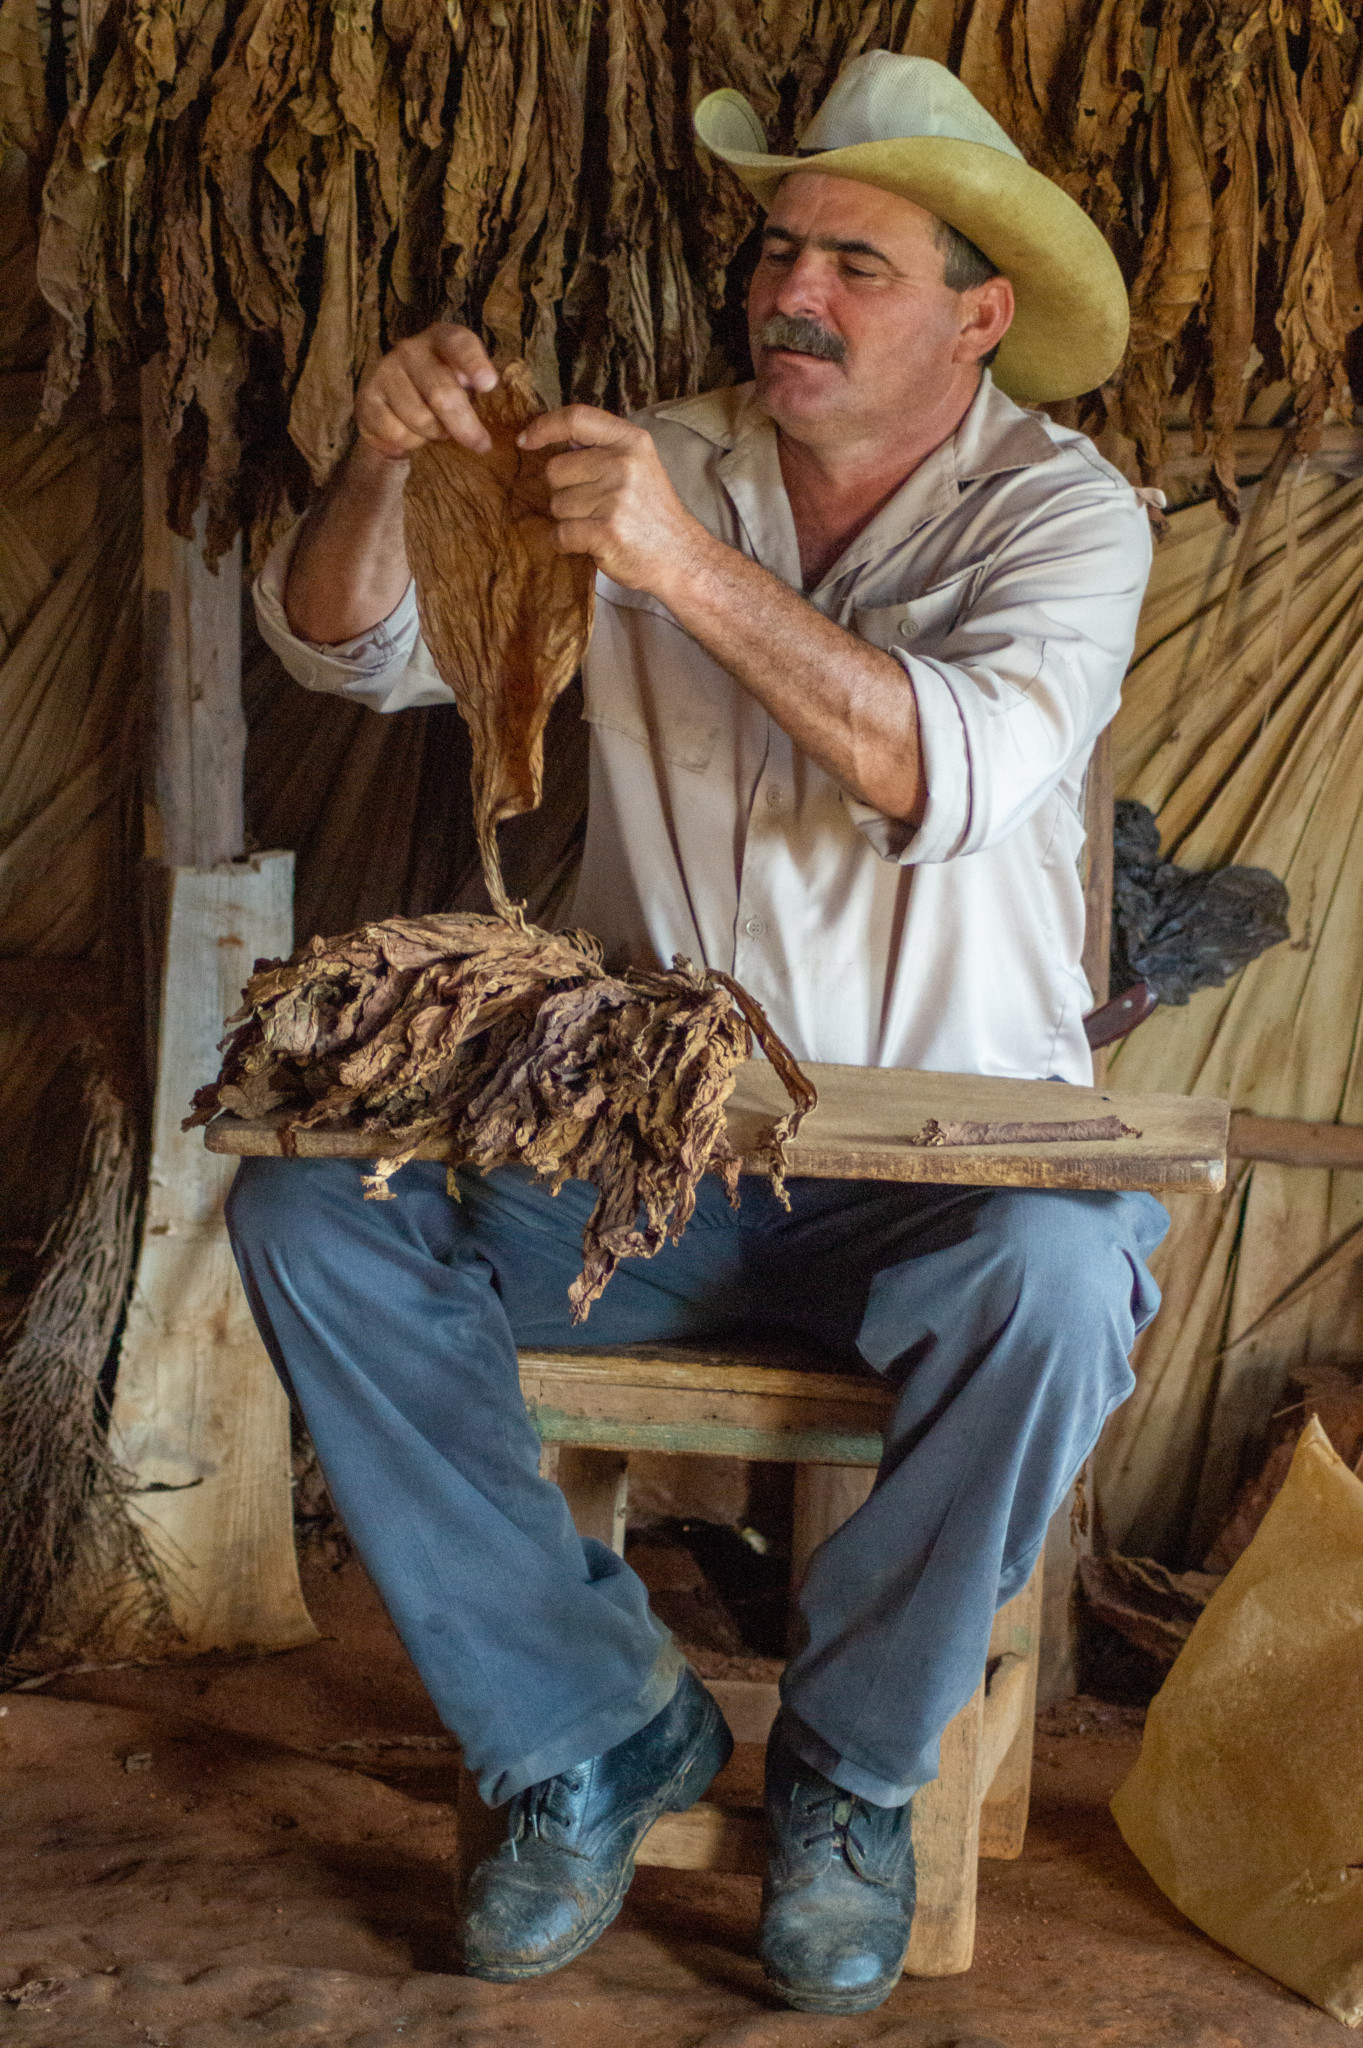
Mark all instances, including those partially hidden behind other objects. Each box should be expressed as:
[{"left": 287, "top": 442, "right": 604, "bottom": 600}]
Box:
[{"left": 403, "top": 359, "right": 595, "bottom": 919}]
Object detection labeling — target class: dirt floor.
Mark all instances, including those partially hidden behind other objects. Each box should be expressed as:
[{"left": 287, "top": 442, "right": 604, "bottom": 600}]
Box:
[{"left": 0, "top": 1550, "right": 1342, "bottom": 2048}]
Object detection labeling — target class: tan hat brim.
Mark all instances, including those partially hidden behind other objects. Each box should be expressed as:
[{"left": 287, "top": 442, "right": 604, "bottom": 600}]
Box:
[{"left": 694, "top": 90, "right": 1129, "bottom": 404}]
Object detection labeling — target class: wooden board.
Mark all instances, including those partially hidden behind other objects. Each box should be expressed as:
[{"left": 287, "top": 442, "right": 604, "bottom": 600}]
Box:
[
  {"left": 520, "top": 1348, "right": 893, "bottom": 1466},
  {"left": 110, "top": 856, "right": 316, "bottom": 1657},
  {"left": 205, "top": 1063, "right": 1228, "bottom": 1193}
]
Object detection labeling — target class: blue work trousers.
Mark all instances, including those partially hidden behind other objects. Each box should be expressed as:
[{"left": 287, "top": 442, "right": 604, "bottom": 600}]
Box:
[{"left": 226, "top": 1159, "right": 1166, "bottom": 1807}]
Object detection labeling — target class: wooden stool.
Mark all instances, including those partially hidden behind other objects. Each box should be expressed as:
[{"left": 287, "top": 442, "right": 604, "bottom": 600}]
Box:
[{"left": 456, "top": 1342, "right": 1044, "bottom": 1976}]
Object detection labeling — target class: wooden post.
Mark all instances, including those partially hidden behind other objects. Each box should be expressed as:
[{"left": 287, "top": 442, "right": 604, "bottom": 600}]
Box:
[
  {"left": 555, "top": 1447, "right": 630, "bottom": 1554},
  {"left": 106, "top": 366, "right": 314, "bottom": 1657},
  {"left": 789, "top": 1462, "right": 875, "bottom": 1645},
  {"left": 978, "top": 1559, "right": 1045, "bottom": 1858}
]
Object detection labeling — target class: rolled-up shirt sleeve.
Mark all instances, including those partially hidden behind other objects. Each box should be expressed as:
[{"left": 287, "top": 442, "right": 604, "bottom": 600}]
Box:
[
  {"left": 846, "top": 473, "right": 1151, "bottom": 865},
  {"left": 252, "top": 518, "right": 456, "bottom": 713}
]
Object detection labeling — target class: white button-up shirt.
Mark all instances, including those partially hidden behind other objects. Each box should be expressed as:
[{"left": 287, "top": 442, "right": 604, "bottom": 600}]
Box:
[{"left": 254, "top": 373, "right": 1151, "bottom": 1084}]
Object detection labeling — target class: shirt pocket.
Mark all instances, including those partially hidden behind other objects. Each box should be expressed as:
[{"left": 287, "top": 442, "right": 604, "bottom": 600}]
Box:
[
  {"left": 584, "top": 572, "right": 724, "bottom": 773},
  {"left": 852, "top": 557, "right": 994, "bottom": 656}
]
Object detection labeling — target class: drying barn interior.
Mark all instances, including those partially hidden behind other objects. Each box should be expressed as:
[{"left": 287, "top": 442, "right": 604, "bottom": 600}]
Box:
[{"left": 2, "top": 3, "right": 1362, "bottom": 2044}]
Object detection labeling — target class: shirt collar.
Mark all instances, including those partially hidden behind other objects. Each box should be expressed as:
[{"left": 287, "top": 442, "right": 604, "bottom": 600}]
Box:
[
  {"left": 654, "top": 372, "right": 1059, "bottom": 593},
  {"left": 809, "top": 374, "right": 1059, "bottom": 591}
]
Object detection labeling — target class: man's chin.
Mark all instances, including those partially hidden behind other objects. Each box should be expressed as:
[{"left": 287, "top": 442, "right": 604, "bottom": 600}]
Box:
[{"left": 753, "top": 356, "right": 847, "bottom": 425}]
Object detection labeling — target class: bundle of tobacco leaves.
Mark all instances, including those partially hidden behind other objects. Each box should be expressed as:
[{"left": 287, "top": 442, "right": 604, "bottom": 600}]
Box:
[
  {"left": 404, "top": 363, "right": 595, "bottom": 919},
  {"left": 186, "top": 912, "right": 815, "bottom": 1319}
]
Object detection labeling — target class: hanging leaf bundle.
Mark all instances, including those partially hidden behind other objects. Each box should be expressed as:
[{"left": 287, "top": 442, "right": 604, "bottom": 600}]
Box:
[
  {"left": 186, "top": 914, "right": 814, "bottom": 1319},
  {"left": 0, "top": 0, "right": 1357, "bottom": 560}
]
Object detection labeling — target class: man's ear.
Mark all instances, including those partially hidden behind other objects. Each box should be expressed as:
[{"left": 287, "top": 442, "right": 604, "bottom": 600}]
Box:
[{"left": 955, "top": 275, "right": 1015, "bottom": 367}]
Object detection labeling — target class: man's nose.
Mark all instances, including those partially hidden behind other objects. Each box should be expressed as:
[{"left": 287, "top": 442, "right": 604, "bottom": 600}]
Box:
[{"left": 772, "top": 249, "right": 832, "bottom": 318}]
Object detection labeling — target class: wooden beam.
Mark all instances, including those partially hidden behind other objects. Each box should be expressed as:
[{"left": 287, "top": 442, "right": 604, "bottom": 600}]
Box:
[
  {"left": 103, "top": 370, "right": 312, "bottom": 1658},
  {"left": 110, "top": 855, "right": 316, "bottom": 1653},
  {"left": 1228, "top": 1111, "right": 1363, "bottom": 1172},
  {"left": 140, "top": 361, "right": 246, "bottom": 869},
  {"left": 1161, "top": 421, "right": 1361, "bottom": 482},
  {"left": 208, "top": 1065, "right": 1230, "bottom": 1193}
]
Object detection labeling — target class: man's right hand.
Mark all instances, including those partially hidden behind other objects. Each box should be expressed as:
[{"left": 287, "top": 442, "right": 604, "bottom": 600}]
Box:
[{"left": 355, "top": 323, "right": 500, "bottom": 461}]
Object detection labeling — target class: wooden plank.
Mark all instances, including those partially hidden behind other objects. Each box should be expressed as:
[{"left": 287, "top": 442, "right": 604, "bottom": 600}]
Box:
[
  {"left": 977, "top": 1655, "right": 1029, "bottom": 1798},
  {"left": 531, "top": 1408, "right": 884, "bottom": 1466},
  {"left": 1228, "top": 1110, "right": 1363, "bottom": 1171},
  {"left": 709, "top": 1679, "right": 781, "bottom": 1747},
  {"left": 205, "top": 1065, "right": 1227, "bottom": 1192},
  {"left": 109, "top": 856, "right": 315, "bottom": 1655},
  {"left": 790, "top": 1462, "right": 877, "bottom": 1649},
  {"left": 905, "top": 1679, "right": 983, "bottom": 1977},
  {"left": 519, "top": 1348, "right": 894, "bottom": 1407},
  {"left": 1037, "top": 1470, "right": 1088, "bottom": 1707},
  {"left": 556, "top": 1447, "right": 629, "bottom": 1554},
  {"left": 637, "top": 1800, "right": 766, "bottom": 1876},
  {"left": 519, "top": 1350, "right": 891, "bottom": 1466},
  {"left": 141, "top": 360, "right": 246, "bottom": 870},
  {"left": 979, "top": 1560, "right": 1045, "bottom": 1860}
]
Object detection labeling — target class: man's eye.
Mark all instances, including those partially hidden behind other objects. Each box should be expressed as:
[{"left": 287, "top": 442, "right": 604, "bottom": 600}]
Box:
[{"left": 842, "top": 263, "right": 877, "bottom": 279}]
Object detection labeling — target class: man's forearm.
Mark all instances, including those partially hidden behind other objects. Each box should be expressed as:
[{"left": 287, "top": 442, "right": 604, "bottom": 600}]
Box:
[
  {"left": 284, "top": 441, "right": 413, "bottom": 645},
  {"left": 654, "top": 536, "right": 926, "bottom": 825}
]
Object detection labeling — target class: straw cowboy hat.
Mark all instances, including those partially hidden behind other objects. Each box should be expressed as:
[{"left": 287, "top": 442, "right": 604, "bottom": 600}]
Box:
[{"left": 693, "top": 52, "right": 1128, "bottom": 404}]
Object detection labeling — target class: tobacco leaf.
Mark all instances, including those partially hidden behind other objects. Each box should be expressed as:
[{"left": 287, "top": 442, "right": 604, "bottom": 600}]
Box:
[
  {"left": 188, "top": 911, "right": 815, "bottom": 1319},
  {"left": 287, "top": 145, "right": 361, "bottom": 482},
  {"left": 17, "top": 0, "right": 1363, "bottom": 561},
  {"left": 403, "top": 360, "right": 595, "bottom": 918},
  {"left": 0, "top": 0, "right": 53, "bottom": 159},
  {"left": 1268, "top": 15, "right": 1353, "bottom": 448}
]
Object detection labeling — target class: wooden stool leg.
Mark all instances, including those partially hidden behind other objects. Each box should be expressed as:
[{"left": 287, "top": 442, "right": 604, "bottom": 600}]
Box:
[
  {"left": 789, "top": 1462, "right": 875, "bottom": 1645},
  {"left": 904, "top": 1677, "right": 984, "bottom": 1977},
  {"left": 979, "top": 1556, "right": 1045, "bottom": 1860},
  {"left": 555, "top": 1446, "right": 629, "bottom": 1554}
]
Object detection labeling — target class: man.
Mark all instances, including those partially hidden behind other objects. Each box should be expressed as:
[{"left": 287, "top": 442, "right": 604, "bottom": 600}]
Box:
[{"left": 230, "top": 53, "right": 1167, "bottom": 2016}]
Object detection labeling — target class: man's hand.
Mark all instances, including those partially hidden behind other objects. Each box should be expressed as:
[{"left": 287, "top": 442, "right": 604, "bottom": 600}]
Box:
[
  {"left": 356, "top": 322, "right": 500, "bottom": 460},
  {"left": 518, "top": 406, "right": 713, "bottom": 601}
]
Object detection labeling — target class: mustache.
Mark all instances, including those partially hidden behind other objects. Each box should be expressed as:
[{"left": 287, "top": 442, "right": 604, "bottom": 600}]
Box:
[{"left": 757, "top": 313, "right": 847, "bottom": 365}]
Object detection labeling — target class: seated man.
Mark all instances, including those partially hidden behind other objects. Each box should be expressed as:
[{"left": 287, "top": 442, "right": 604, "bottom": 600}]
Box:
[{"left": 229, "top": 51, "right": 1167, "bottom": 2017}]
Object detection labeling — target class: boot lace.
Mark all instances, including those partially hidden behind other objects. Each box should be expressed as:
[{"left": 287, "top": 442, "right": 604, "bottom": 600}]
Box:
[
  {"left": 506, "top": 1766, "right": 588, "bottom": 1858},
  {"left": 793, "top": 1784, "right": 861, "bottom": 1857}
]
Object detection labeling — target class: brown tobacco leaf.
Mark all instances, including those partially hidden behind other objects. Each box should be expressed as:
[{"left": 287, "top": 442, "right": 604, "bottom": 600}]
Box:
[
  {"left": 186, "top": 911, "right": 815, "bottom": 1320},
  {"left": 403, "top": 363, "right": 595, "bottom": 920}
]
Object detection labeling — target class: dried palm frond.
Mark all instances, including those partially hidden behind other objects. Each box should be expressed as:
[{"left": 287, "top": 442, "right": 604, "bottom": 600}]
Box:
[{"left": 0, "top": 1052, "right": 169, "bottom": 1666}]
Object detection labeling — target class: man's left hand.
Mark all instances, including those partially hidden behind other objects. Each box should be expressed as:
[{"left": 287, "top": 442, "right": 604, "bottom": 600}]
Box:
[{"left": 517, "top": 406, "right": 710, "bottom": 600}]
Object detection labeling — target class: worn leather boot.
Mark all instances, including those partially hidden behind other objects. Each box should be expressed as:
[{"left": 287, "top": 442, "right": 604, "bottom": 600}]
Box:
[
  {"left": 460, "top": 1668, "right": 733, "bottom": 1980},
  {"left": 759, "top": 1712, "right": 916, "bottom": 2013}
]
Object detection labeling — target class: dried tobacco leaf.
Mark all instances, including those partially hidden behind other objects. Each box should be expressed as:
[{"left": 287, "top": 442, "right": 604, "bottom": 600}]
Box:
[
  {"left": 403, "top": 361, "right": 595, "bottom": 918},
  {"left": 187, "top": 910, "right": 815, "bottom": 1319}
]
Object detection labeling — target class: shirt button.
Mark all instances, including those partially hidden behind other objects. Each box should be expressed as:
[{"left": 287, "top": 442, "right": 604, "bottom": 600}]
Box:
[
  {"left": 765, "top": 784, "right": 784, "bottom": 808},
  {"left": 744, "top": 917, "right": 766, "bottom": 939}
]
